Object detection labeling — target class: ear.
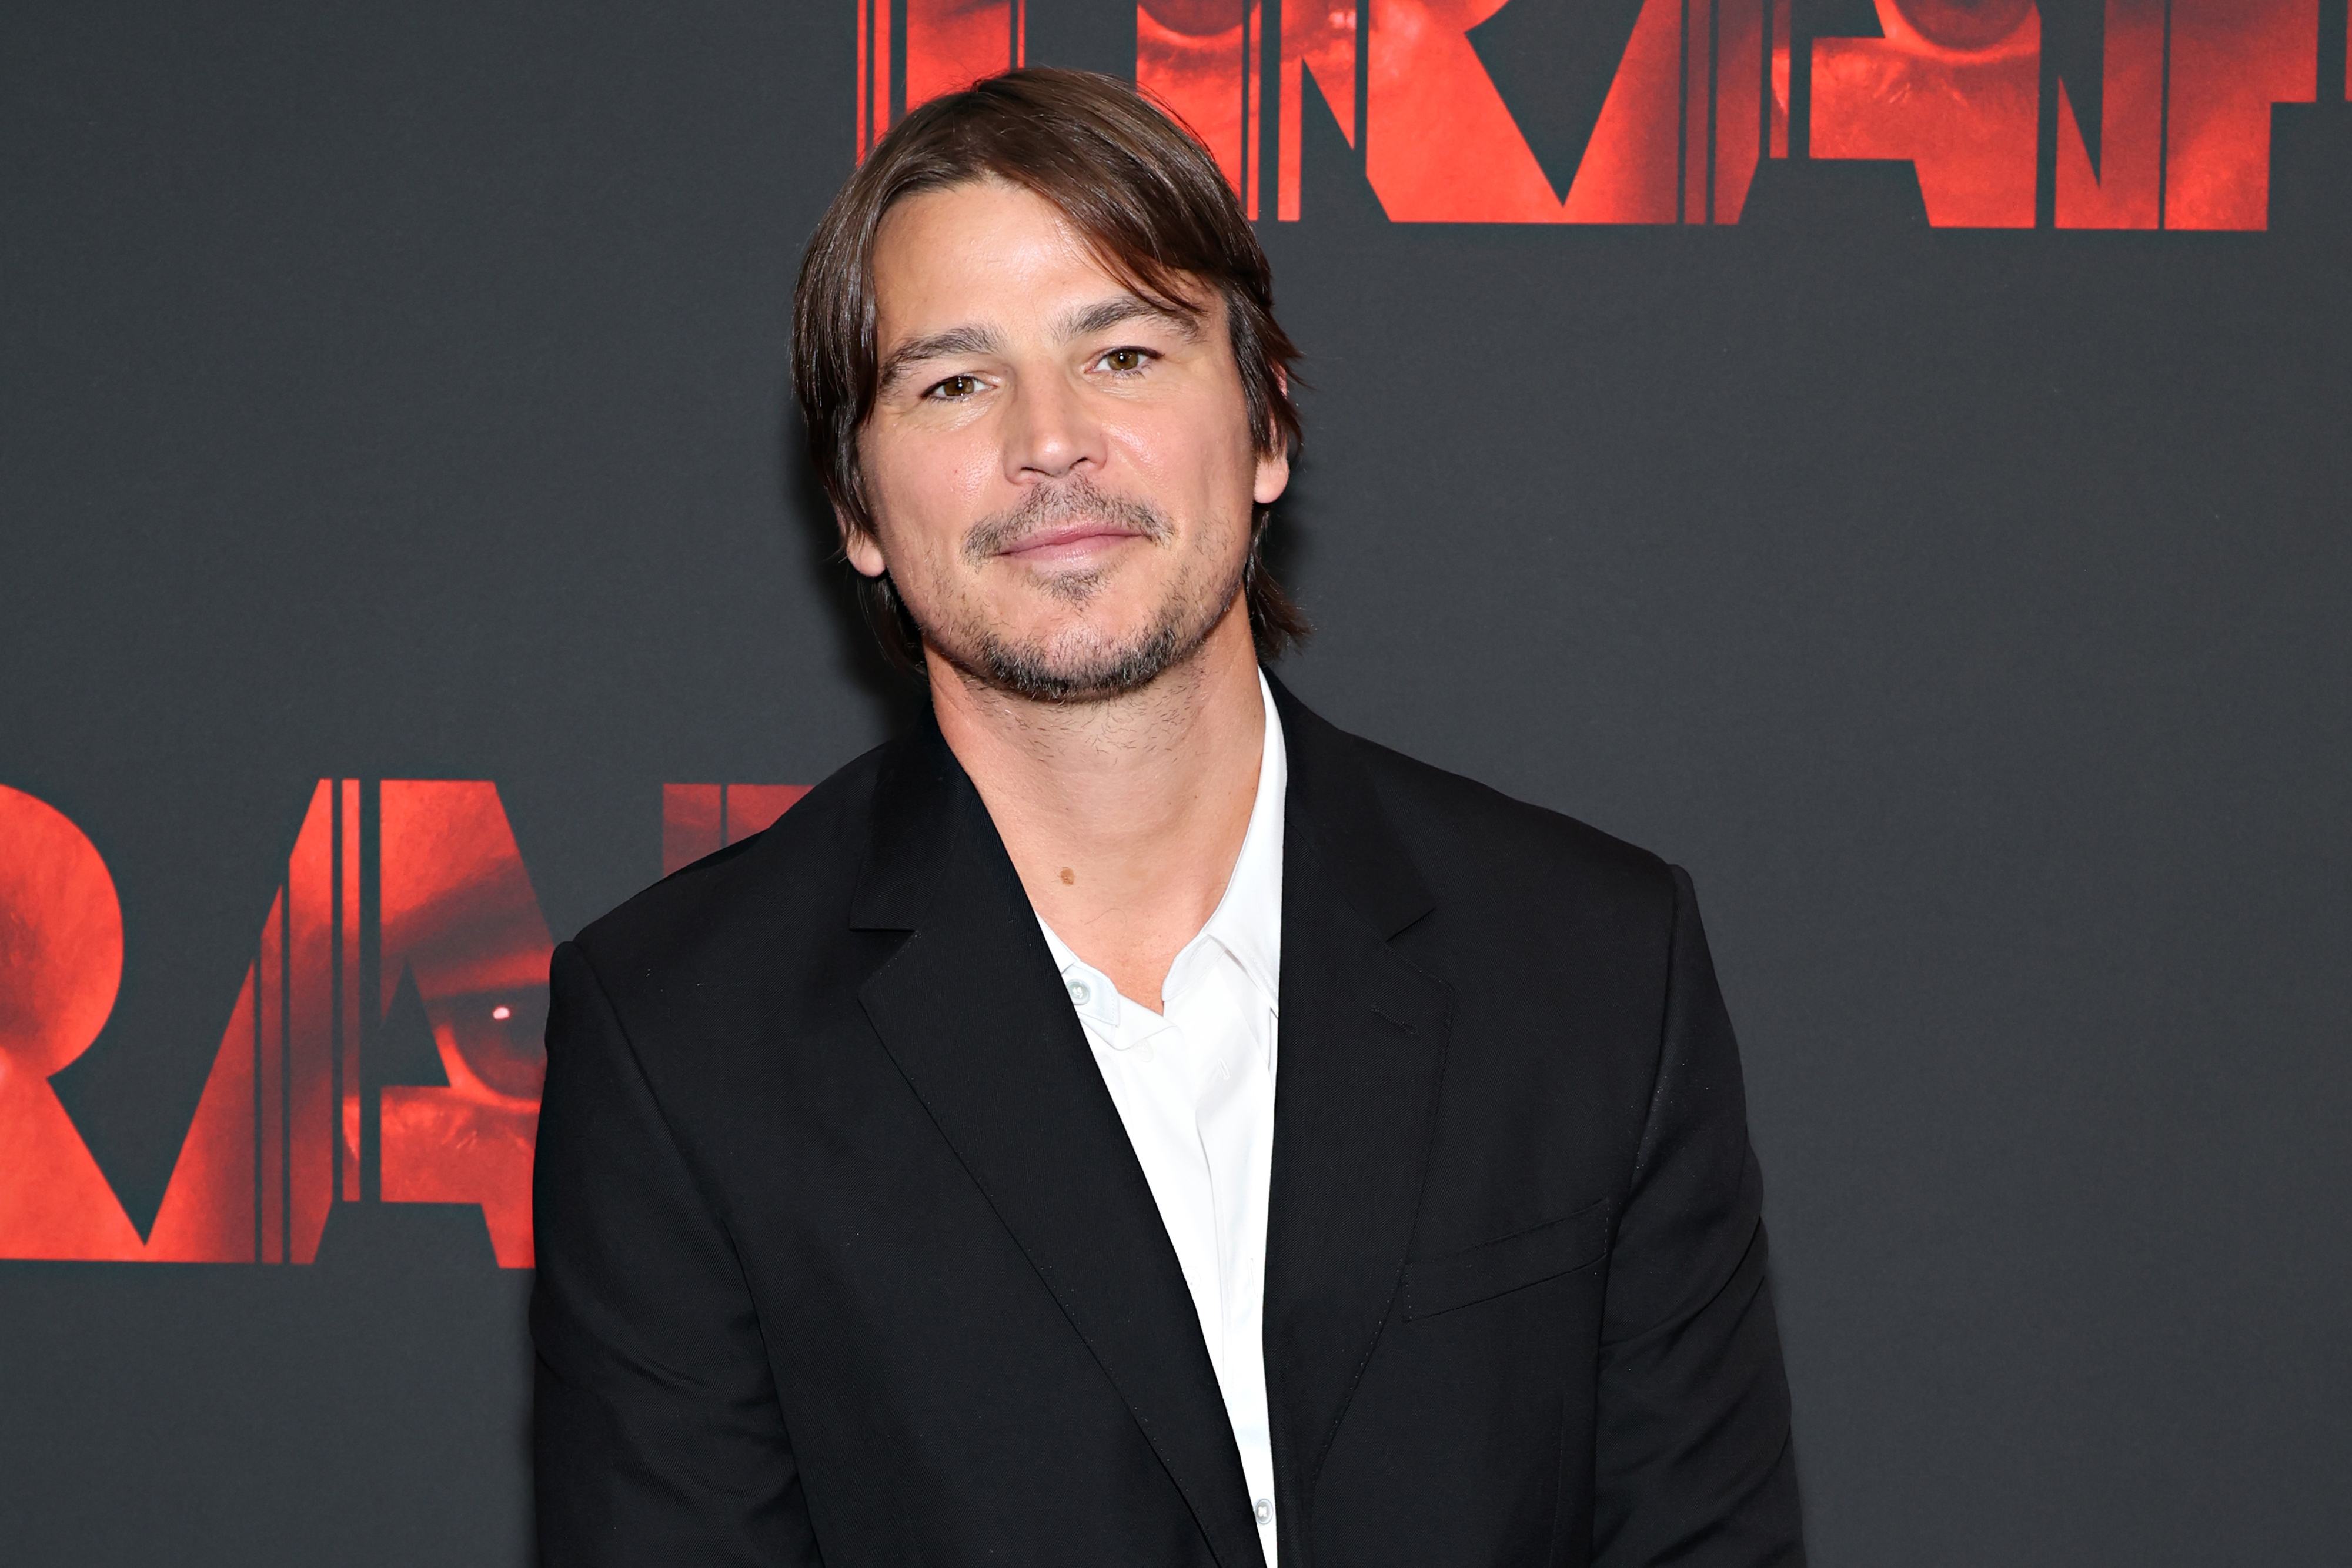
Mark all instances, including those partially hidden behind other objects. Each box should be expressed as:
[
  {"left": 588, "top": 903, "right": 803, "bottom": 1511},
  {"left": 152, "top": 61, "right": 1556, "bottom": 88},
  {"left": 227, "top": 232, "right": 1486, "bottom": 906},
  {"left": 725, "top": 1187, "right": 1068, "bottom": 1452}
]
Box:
[
  {"left": 1253, "top": 444, "right": 1291, "bottom": 507},
  {"left": 837, "top": 509, "right": 888, "bottom": 578},
  {"left": 1254, "top": 369, "right": 1292, "bottom": 506}
]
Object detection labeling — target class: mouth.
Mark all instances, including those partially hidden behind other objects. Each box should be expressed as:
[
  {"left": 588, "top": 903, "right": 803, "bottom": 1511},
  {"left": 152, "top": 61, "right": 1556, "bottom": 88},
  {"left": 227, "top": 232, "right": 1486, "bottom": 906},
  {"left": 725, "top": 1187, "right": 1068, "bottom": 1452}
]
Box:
[
  {"left": 963, "top": 477, "right": 1174, "bottom": 572},
  {"left": 992, "top": 521, "right": 1151, "bottom": 566}
]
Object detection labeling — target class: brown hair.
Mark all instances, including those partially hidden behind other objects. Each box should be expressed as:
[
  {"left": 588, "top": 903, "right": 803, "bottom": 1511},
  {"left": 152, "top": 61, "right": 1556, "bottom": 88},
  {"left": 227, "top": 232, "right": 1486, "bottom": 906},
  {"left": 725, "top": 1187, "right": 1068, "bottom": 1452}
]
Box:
[{"left": 792, "top": 66, "right": 1309, "bottom": 669}]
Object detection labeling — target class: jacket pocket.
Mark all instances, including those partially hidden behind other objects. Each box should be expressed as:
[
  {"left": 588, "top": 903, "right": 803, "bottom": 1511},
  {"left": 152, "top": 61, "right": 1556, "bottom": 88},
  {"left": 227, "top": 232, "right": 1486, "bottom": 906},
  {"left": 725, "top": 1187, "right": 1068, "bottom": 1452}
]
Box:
[{"left": 1401, "top": 1199, "right": 1612, "bottom": 1322}]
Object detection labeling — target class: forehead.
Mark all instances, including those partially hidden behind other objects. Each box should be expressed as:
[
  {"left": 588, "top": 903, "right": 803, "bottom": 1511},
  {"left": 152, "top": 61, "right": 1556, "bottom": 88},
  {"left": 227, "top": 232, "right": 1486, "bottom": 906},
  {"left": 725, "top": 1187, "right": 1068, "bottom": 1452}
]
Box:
[
  {"left": 870, "top": 178, "right": 1221, "bottom": 345},
  {"left": 871, "top": 180, "right": 1108, "bottom": 319}
]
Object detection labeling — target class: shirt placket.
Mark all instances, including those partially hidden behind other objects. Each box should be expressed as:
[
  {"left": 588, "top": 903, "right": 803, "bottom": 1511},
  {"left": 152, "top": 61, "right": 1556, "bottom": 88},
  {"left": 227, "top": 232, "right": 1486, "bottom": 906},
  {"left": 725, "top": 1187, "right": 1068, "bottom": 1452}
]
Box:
[{"left": 1189, "top": 967, "right": 1279, "bottom": 1551}]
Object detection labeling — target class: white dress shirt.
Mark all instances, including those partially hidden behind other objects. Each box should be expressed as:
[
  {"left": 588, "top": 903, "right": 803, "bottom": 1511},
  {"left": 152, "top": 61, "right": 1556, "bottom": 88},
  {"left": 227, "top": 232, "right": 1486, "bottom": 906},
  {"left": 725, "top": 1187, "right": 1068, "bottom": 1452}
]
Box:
[{"left": 1035, "top": 668, "right": 1285, "bottom": 1565}]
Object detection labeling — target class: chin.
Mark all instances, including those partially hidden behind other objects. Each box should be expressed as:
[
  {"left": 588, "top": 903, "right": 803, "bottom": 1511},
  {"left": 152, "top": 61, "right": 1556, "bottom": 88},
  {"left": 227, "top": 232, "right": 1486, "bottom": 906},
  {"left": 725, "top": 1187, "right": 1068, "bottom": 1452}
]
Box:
[
  {"left": 998, "top": 587, "right": 1167, "bottom": 654},
  {"left": 947, "top": 608, "right": 1200, "bottom": 703},
  {"left": 919, "top": 557, "right": 1244, "bottom": 702}
]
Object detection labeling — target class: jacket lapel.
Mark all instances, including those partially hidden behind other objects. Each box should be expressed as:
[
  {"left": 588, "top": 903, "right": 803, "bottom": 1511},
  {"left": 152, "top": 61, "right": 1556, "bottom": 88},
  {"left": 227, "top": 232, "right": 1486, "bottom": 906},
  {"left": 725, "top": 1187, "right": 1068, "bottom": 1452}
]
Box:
[
  {"left": 850, "top": 720, "right": 1267, "bottom": 1568},
  {"left": 1261, "top": 680, "right": 1454, "bottom": 1556}
]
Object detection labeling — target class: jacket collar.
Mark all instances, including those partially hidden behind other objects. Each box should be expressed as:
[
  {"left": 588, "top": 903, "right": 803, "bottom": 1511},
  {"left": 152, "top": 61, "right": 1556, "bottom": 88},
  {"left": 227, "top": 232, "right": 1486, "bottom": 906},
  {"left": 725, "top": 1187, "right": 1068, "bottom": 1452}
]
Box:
[
  {"left": 848, "top": 676, "right": 1452, "bottom": 1567},
  {"left": 845, "top": 710, "right": 965, "bottom": 932},
  {"left": 848, "top": 710, "right": 1268, "bottom": 1567},
  {"left": 1258, "top": 674, "right": 1451, "bottom": 1559},
  {"left": 1263, "top": 672, "right": 1435, "bottom": 941},
  {"left": 847, "top": 673, "right": 1437, "bottom": 938}
]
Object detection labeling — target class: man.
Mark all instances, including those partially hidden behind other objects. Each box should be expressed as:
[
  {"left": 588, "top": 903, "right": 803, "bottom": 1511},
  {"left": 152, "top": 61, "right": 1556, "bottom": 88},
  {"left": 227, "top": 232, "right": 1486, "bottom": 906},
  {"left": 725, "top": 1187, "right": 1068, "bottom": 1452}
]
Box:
[{"left": 533, "top": 68, "right": 1802, "bottom": 1568}]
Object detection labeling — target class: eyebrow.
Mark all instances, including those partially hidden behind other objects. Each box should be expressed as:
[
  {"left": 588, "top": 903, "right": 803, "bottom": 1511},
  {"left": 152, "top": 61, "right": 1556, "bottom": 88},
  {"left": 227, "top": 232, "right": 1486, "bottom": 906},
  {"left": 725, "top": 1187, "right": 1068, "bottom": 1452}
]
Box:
[
  {"left": 876, "top": 295, "right": 1207, "bottom": 393},
  {"left": 1054, "top": 295, "right": 1205, "bottom": 342},
  {"left": 877, "top": 325, "right": 1005, "bottom": 393}
]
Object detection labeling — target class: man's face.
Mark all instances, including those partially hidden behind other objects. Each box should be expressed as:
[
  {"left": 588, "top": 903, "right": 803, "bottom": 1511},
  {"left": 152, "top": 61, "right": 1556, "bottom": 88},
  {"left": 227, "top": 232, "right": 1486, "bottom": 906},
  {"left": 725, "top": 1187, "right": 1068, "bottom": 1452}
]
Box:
[{"left": 851, "top": 177, "right": 1288, "bottom": 701}]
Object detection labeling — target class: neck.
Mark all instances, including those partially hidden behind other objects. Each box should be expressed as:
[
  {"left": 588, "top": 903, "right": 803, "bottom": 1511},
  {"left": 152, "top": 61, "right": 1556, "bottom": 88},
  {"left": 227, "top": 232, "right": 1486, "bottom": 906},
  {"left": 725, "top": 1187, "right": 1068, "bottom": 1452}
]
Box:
[{"left": 927, "top": 600, "right": 1267, "bottom": 1012}]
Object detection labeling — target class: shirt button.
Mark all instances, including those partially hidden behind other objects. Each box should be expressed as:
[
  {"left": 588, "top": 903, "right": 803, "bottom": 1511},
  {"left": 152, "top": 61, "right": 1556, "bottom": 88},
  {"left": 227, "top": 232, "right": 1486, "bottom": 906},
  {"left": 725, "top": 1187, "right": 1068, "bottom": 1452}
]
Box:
[
  {"left": 1066, "top": 978, "right": 1091, "bottom": 1005},
  {"left": 1254, "top": 1498, "right": 1274, "bottom": 1525}
]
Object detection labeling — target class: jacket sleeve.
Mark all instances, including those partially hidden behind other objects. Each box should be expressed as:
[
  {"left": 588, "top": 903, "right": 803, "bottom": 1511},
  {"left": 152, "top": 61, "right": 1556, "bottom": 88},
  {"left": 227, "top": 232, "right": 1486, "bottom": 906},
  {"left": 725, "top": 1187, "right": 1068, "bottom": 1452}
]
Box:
[
  {"left": 531, "top": 940, "right": 821, "bottom": 1566},
  {"left": 1591, "top": 867, "right": 1805, "bottom": 1568}
]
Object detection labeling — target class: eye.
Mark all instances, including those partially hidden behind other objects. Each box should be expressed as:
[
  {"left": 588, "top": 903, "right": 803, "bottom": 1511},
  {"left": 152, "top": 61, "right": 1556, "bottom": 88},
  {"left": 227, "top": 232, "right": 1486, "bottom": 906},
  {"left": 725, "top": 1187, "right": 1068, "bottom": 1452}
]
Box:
[
  {"left": 924, "top": 373, "right": 983, "bottom": 401},
  {"left": 1097, "top": 347, "right": 1152, "bottom": 374},
  {"left": 1886, "top": 0, "right": 2033, "bottom": 55}
]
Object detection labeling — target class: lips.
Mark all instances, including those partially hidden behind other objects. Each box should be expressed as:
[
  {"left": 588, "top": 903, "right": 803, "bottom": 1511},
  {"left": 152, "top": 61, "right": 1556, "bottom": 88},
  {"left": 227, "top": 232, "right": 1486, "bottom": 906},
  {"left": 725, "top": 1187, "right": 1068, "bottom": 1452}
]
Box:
[
  {"left": 994, "top": 522, "right": 1149, "bottom": 560},
  {"left": 961, "top": 477, "right": 1174, "bottom": 565}
]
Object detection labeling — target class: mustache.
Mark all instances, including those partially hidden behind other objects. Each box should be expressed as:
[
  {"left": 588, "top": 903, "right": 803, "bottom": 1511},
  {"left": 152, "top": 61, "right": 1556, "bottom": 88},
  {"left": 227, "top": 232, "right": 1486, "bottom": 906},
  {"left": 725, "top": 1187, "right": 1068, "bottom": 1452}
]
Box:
[{"left": 961, "top": 477, "right": 1174, "bottom": 565}]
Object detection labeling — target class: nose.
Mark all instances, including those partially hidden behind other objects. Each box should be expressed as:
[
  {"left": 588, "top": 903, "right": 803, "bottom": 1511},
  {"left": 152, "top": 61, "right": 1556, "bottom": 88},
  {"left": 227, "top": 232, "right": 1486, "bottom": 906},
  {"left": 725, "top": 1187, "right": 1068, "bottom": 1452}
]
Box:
[{"left": 1002, "top": 366, "right": 1105, "bottom": 483}]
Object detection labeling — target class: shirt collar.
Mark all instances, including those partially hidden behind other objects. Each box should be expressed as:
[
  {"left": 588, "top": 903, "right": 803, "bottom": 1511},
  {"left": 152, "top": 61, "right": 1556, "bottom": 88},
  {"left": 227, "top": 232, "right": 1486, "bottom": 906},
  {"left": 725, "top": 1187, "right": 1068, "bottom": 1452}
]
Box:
[{"left": 1181, "top": 668, "right": 1285, "bottom": 1011}]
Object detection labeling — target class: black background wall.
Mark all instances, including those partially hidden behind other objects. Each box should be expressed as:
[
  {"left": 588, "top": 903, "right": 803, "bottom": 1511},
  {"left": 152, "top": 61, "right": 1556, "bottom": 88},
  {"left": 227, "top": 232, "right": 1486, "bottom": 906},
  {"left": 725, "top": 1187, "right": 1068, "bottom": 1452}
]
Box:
[{"left": 4, "top": 1, "right": 2348, "bottom": 1563}]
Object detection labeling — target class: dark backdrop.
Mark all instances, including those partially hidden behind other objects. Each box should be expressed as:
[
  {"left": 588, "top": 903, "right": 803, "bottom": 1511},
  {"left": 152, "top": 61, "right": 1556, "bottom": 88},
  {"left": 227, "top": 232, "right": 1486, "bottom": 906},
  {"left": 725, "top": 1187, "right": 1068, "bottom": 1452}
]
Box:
[{"left": 4, "top": 1, "right": 2348, "bottom": 1563}]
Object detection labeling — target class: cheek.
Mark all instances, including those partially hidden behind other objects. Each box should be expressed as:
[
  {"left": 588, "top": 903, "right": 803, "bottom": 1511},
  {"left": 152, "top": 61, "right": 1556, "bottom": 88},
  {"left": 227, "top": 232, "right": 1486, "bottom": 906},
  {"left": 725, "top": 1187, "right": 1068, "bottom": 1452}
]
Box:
[
  {"left": 1111, "top": 402, "right": 1260, "bottom": 517},
  {"left": 862, "top": 423, "right": 1000, "bottom": 548}
]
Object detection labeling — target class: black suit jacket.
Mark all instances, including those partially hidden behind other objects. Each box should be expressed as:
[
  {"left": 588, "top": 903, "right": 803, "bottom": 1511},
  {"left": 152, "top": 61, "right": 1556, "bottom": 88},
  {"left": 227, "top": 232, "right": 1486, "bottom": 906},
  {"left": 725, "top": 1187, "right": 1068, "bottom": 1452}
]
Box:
[{"left": 532, "top": 678, "right": 1802, "bottom": 1567}]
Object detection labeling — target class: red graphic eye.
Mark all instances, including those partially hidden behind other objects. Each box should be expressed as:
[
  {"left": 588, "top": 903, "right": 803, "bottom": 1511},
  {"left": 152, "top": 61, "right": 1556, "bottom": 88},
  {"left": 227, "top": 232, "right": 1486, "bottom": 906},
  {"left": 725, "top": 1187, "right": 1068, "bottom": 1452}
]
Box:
[
  {"left": 435, "top": 988, "right": 548, "bottom": 1101},
  {"left": 1888, "top": 0, "right": 2034, "bottom": 55},
  {"left": 1140, "top": 0, "right": 1247, "bottom": 38}
]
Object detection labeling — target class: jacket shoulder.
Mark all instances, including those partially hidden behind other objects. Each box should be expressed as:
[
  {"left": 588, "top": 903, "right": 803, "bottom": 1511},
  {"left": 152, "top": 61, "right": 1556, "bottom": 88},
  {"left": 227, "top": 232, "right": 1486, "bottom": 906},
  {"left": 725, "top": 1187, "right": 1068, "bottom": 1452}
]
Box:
[
  {"left": 1344, "top": 728, "right": 1678, "bottom": 925},
  {"left": 569, "top": 741, "right": 889, "bottom": 983}
]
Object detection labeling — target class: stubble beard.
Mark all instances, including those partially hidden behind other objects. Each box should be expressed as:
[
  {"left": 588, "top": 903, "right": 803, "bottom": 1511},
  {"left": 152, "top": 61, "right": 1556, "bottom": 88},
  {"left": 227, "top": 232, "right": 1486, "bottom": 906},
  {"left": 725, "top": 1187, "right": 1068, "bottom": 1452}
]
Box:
[{"left": 914, "top": 475, "right": 1247, "bottom": 704}]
